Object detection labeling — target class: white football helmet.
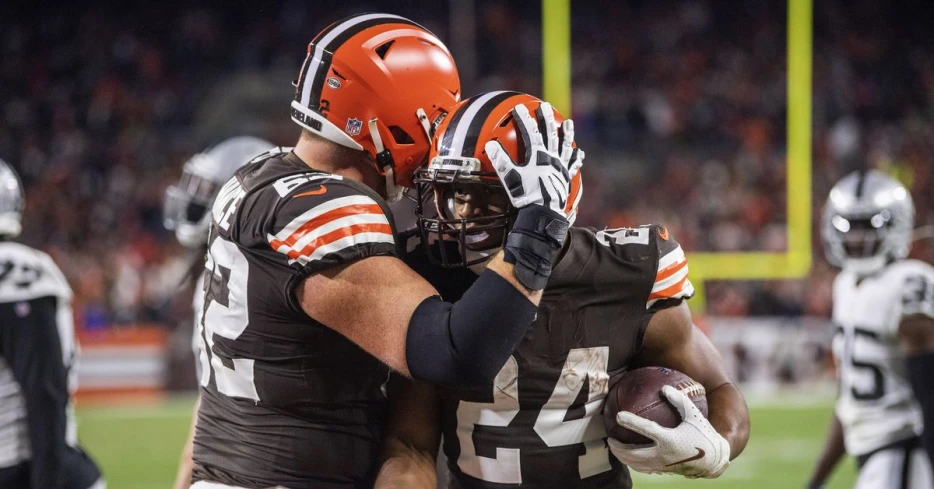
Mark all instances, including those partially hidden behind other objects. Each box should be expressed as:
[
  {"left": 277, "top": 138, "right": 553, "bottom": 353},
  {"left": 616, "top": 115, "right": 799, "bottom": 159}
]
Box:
[
  {"left": 163, "top": 136, "right": 275, "bottom": 248},
  {"left": 0, "top": 159, "right": 24, "bottom": 238},
  {"left": 821, "top": 170, "right": 914, "bottom": 275}
]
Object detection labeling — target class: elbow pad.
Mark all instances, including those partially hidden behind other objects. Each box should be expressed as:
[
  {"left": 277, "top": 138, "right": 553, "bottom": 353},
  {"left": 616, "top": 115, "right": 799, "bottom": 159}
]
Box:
[{"left": 406, "top": 270, "right": 537, "bottom": 386}]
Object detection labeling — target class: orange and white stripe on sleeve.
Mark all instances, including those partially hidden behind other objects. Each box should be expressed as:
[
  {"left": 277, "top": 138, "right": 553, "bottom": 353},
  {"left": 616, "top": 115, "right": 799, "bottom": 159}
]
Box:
[
  {"left": 267, "top": 195, "right": 394, "bottom": 266},
  {"left": 646, "top": 244, "right": 695, "bottom": 309}
]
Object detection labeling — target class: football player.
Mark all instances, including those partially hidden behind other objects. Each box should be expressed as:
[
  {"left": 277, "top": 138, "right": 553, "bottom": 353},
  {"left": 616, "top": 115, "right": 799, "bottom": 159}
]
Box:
[
  {"left": 0, "top": 160, "right": 105, "bottom": 489},
  {"left": 374, "top": 92, "right": 750, "bottom": 489},
  {"left": 190, "top": 15, "right": 579, "bottom": 489},
  {"left": 807, "top": 170, "right": 934, "bottom": 489},
  {"left": 162, "top": 136, "right": 275, "bottom": 489}
]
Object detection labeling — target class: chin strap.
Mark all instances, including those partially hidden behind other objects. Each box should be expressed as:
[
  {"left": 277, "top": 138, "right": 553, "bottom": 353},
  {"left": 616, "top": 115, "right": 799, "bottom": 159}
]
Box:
[
  {"left": 368, "top": 118, "right": 404, "bottom": 203},
  {"left": 416, "top": 108, "right": 432, "bottom": 142}
]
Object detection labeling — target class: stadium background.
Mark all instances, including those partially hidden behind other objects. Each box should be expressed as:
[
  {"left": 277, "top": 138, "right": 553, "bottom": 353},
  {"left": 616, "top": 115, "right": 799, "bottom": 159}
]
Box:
[{"left": 3, "top": 0, "right": 934, "bottom": 487}]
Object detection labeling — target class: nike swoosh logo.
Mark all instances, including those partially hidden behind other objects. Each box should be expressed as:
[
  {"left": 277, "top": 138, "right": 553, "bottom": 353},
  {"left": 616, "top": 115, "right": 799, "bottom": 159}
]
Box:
[
  {"left": 665, "top": 447, "right": 705, "bottom": 467},
  {"left": 293, "top": 186, "right": 327, "bottom": 198},
  {"left": 658, "top": 226, "right": 669, "bottom": 241}
]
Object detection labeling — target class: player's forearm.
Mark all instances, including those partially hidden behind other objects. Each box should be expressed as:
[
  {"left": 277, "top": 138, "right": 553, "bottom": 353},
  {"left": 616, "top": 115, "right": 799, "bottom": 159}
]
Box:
[
  {"left": 407, "top": 270, "right": 538, "bottom": 385},
  {"left": 706, "top": 382, "right": 750, "bottom": 459},
  {"left": 807, "top": 412, "right": 845, "bottom": 488},
  {"left": 486, "top": 250, "right": 542, "bottom": 304},
  {"left": 375, "top": 439, "right": 437, "bottom": 489}
]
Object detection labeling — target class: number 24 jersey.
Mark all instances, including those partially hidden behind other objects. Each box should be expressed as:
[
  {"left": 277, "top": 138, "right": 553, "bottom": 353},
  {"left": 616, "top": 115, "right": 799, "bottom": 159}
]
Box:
[{"left": 405, "top": 224, "right": 694, "bottom": 489}]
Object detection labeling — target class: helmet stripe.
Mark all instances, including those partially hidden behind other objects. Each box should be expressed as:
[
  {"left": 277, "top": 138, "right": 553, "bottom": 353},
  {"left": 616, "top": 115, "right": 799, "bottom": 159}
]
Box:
[
  {"left": 438, "top": 95, "right": 486, "bottom": 156},
  {"left": 459, "top": 91, "right": 521, "bottom": 157},
  {"left": 293, "top": 15, "right": 355, "bottom": 98},
  {"left": 298, "top": 14, "right": 421, "bottom": 110},
  {"left": 855, "top": 169, "right": 867, "bottom": 199},
  {"left": 440, "top": 91, "right": 520, "bottom": 158}
]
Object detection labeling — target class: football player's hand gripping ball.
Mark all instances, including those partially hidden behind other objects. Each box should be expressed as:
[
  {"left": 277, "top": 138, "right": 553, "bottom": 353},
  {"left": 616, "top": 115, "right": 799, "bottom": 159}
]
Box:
[
  {"left": 485, "top": 102, "right": 583, "bottom": 219},
  {"left": 608, "top": 386, "right": 731, "bottom": 479}
]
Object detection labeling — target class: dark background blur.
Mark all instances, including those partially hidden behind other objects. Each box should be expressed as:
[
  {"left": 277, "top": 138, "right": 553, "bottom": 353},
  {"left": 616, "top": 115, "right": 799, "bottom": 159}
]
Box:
[{"left": 1, "top": 0, "right": 932, "bottom": 331}]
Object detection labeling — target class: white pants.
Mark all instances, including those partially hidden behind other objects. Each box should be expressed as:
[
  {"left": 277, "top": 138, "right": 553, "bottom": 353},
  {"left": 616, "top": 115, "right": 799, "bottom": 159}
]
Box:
[{"left": 856, "top": 444, "right": 933, "bottom": 489}]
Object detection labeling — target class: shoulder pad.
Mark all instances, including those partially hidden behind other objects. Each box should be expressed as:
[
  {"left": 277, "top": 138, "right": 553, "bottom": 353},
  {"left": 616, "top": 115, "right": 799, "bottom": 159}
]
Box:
[
  {"left": 264, "top": 176, "right": 396, "bottom": 268},
  {"left": 592, "top": 224, "right": 694, "bottom": 309},
  {"left": 896, "top": 260, "right": 934, "bottom": 319},
  {"left": 646, "top": 224, "right": 694, "bottom": 309},
  {"left": 0, "top": 243, "right": 72, "bottom": 302}
]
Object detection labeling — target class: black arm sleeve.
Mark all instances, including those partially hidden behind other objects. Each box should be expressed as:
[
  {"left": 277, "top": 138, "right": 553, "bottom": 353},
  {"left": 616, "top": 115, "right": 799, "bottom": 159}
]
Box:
[
  {"left": 0, "top": 296, "right": 68, "bottom": 489},
  {"left": 406, "top": 270, "right": 537, "bottom": 387},
  {"left": 907, "top": 351, "right": 934, "bottom": 472}
]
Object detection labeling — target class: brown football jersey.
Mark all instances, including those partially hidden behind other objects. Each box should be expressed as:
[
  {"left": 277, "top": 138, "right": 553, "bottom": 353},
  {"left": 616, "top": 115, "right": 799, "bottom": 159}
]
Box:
[
  {"left": 192, "top": 151, "right": 398, "bottom": 489},
  {"left": 404, "top": 224, "right": 694, "bottom": 489}
]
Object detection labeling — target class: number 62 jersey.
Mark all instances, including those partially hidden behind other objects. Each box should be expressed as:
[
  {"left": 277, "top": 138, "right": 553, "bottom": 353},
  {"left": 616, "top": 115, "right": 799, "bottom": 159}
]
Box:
[
  {"left": 192, "top": 152, "right": 399, "bottom": 489},
  {"left": 831, "top": 259, "right": 934, "bottom": 457},
  {"left": 404, "top": 224, "right": 694, "bottom": 489}
]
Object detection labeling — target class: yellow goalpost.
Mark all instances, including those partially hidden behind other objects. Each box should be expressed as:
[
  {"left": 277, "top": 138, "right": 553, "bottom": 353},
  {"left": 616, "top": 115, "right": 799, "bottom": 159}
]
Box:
[{"left": 542, "top": 0, "right": 813, "bottom": 313}]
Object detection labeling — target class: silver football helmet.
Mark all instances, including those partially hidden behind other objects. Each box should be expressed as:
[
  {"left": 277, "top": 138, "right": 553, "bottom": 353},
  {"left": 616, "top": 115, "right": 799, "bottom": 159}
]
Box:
[
  {"left": 821, "top": 170, "right": 914, "bottom": 275},
  {"left": 0, "top": 159, "right": 24, "bottom": 238},
  {"left": 164, "top": 136, "right": 275, "bottom": 248}
]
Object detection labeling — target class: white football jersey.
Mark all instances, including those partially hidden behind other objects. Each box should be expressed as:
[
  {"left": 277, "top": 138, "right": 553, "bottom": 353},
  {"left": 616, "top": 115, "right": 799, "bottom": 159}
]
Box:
[
  {"left": 832, "top": 259, "right": 934, "bottom": 456},
  {"left": 0, "top": 241, "right": 78, "bottom": 468}
]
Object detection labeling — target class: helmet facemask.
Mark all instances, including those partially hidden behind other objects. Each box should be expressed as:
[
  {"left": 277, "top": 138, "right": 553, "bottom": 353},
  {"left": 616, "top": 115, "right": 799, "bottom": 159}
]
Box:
[
  {"left": 163, "top": 161, "right": 221, "bottom": 249},
  {"left": 824, "top": 211, "right": 892, "bottom": 274},
  {"left": 414, "top": 156, "right": 516, "bottom": 268},
  {"left": 821, "top": 170, "right": 915, "bottom": 276}
]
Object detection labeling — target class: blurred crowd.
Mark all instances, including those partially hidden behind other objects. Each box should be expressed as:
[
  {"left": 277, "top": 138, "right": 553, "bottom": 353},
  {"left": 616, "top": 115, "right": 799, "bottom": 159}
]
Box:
[{"left": 0, "top": 0, "right": 932, "bottom": 329}]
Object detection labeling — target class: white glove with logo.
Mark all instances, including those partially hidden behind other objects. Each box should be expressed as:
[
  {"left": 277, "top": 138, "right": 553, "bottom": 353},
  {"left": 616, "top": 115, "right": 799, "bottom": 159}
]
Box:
[
  {"left": 608, "top": 385, "right": 731, "bottom": 479},
  {"left": 484, "top": 102, "right": 583, "bottom": 218}
]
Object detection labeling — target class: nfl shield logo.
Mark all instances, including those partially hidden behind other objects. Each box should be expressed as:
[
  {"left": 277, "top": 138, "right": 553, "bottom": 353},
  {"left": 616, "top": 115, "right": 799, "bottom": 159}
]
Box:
[{"left": 345, "top": 118, "right": 362, "bottom": 136}]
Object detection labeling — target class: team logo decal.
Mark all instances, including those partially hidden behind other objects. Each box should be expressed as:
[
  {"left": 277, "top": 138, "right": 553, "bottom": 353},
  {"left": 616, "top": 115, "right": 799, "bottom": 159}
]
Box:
[
  {"left": 345, "top": 118, "right": 362, "bottom": 136},
  {"left": 327, "top": 77, "right": 342, "bottom": 90}
]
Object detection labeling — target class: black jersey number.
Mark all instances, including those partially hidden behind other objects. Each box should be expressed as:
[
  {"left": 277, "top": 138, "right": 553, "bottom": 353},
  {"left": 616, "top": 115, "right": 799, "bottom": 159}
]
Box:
[
  {"left": 836, "top": 326, "right": 885, "bottom": 402},
  {"left": 456, "top": 347, "right": 613, "bottom": 484},
  {"left": 903, "top": 275, "right": 934, "bottom": 315},
  {"left": 199, "top": 236, "right": 259, "bottom": 401},
  {"left": 0, "top": 260, "right": 43, "bottom": 288}
]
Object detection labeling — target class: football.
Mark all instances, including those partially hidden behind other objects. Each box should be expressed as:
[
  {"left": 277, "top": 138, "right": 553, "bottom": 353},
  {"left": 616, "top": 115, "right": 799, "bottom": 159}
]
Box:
[{"left": 603, "top": 366, "right": 709, "bottom": 445}]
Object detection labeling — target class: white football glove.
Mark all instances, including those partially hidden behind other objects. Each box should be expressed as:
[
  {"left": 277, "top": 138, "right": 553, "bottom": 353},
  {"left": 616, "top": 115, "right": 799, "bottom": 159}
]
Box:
[
  {"left": 608, "top": 385, "right": 731, "bottom": 479},
  {"left": 484, "top": 102, "right": 583, "bottom": 219}
]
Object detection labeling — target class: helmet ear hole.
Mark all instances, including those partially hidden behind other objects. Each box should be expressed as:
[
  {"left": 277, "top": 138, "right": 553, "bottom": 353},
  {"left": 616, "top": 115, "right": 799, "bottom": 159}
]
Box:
[{"left": 389, "top": 126, "right": 415, "bottom": 145}]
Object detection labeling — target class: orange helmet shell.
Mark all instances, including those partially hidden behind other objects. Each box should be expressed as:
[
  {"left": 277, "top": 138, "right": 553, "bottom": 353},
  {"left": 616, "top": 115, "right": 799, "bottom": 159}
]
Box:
[
  {"left": 427, "top": 91, "right": 583, "bottom": 222},
  {"left": 292, "top": 14, "right": 461, "bottom": 188}
]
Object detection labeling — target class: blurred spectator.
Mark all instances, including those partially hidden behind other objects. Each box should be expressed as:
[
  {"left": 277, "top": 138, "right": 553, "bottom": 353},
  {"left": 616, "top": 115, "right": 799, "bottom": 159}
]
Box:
[{"left": 0, "top": 0, "right": 932, "bottom": 327}]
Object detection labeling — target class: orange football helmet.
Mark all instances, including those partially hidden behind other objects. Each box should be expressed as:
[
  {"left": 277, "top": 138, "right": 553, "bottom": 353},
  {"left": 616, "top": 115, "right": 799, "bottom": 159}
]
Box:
[
  {"left": 291, "top": 13, "right": 461, "bottom": 200},
  {"left": 415, "top": 91, "right": 583, "bottom": 267}
]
